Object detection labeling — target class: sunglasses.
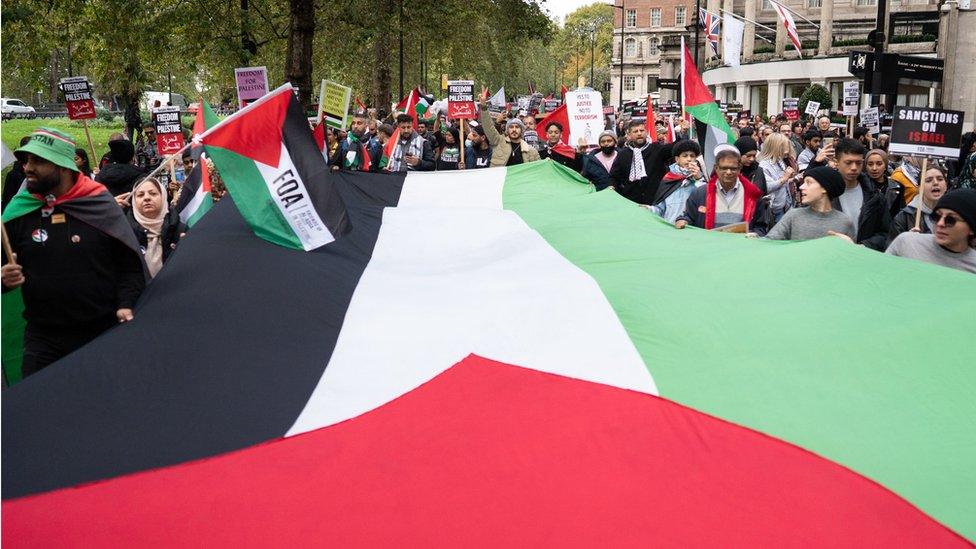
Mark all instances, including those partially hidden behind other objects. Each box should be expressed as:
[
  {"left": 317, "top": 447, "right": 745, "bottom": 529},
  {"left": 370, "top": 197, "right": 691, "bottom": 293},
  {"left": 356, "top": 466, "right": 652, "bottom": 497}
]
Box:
[{"left": 929, "top": 211, "right": 961, "bottom": 227}]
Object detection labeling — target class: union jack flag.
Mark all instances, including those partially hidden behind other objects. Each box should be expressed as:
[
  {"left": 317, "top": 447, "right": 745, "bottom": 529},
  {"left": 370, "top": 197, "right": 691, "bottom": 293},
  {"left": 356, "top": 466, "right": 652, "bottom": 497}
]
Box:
[{"left": 698, "top": 8, "right": 721, "bottom": 58}]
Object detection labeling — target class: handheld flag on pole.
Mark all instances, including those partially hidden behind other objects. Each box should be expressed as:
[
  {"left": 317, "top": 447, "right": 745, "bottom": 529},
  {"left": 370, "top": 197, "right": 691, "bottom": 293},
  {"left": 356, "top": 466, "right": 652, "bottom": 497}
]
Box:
[
  {"left": 199, "top": 84, "right": 350, "bottom": 251},
  {"left": 537, "top": 104, "right": 576, "bottom": 160},
  {"left": 770, "top": 0, "right": 803, "bottom": 57},
  {"left": 681, "top": 37, "right": 736, "bottom": 173},
  {"left": 176, "top": 100, "right": 220, "bottom": 228}
]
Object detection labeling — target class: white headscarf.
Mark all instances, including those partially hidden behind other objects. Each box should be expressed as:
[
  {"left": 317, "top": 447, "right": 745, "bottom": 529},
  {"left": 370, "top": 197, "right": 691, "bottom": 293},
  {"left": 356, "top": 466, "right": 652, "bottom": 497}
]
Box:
[{"left": 132, "top": 178, "right": 169, "bottom": 277}]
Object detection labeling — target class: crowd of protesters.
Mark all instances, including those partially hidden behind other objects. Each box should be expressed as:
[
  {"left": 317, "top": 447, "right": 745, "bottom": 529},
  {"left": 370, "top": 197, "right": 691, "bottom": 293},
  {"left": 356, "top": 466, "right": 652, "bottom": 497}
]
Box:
[{"left": 3, "top": 88, "right": 975, "bottom": 379}]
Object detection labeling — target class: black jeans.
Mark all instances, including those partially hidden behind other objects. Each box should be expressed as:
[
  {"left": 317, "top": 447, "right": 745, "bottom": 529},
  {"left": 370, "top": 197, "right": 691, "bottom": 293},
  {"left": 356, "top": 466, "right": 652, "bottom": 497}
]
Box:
[{"left": 21, "top": 320, "right": 115, "bottom": 378}]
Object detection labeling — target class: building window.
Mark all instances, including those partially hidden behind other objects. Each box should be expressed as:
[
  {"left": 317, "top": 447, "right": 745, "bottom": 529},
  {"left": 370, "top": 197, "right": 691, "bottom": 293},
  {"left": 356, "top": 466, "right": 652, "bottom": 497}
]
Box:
[
  {"left": 762, "top": 0, "right": 772, "bottom": 9},
  {"left": 625, "top": 38, "right": 637, "bottom": 57},
  {"left": 855, "top": 0, "right": 877, "bottom": 5},
  {"left": 675, "top": 6, "right": 687, "bottom": 26},
  {"left": 626, "top": 9, "right": 637, "bottom": 27},
  {"left": 624, "top": 76, "right": 636, "bottom": 91},
  {"left": 650, "top": 8, "right": 662, "bottom": 27},
  {"left": 648, "top": 75, "right": 656, "bottom": 92},
  {"left": 649, "top": 37, "right": 659, "bottom": 55},
  {"left": 807, "top": 0, "right": 822, "bottom": 6}
]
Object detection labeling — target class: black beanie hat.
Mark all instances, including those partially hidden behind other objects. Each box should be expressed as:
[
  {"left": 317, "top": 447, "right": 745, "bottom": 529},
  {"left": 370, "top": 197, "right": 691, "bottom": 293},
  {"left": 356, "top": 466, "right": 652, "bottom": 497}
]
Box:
[
  {"left": 734, "top": 137, "right": 758, "bottom": 155},
  {"left": 805, "top": 166, "right": 846, "bottom": 200},
  {"left": 108, "top": 139, "right": 135, "bottom": 164},
  {"left": 934, "top": 189, "right": 976, "bottom": 232}
]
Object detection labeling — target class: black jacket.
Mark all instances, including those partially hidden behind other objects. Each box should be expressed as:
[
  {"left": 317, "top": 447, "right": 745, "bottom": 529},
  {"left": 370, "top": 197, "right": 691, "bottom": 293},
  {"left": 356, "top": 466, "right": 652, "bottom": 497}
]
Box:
[
  {"left": 609, "top": 142, "right": 674, "bottom": 205},
  {"left": 831, "top": 174, "right": 890, "bottom": 251},
  {"left": 3, "top": 163, "right": 25, "bottom": 210},
  {"left": 126, "top": 209, "right": 184, "bottom": 264},
  {"left": 539, "top": 145, "right": 583, "bottom": 172},
  {"left": 3, "top": 206, "right": 145, "bottom": 329},
  {"left": 96, "top": 163, "right": 147, "bottom": 197}
]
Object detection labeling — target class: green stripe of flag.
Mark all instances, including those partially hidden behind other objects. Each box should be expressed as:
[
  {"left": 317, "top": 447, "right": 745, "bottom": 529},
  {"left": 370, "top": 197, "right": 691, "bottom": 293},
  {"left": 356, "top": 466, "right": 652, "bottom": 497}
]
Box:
[{"left": 502, "top": 161, "right": 976, "bottom": 540}]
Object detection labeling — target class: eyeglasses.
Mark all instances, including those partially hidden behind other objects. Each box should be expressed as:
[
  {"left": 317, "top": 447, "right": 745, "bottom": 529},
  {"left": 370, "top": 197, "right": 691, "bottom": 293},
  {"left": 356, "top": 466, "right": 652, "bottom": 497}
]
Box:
[
  {"left": 929, "top": 211, "right": 961, "bottom": 227},
  {"left": 716, "top": 166, "right": 741, "bottom": 172}
]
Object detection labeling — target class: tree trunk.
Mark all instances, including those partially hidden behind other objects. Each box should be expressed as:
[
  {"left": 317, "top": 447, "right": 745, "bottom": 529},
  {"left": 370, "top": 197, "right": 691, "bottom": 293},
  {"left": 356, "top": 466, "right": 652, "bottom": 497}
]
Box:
[
  {"left": 372, "top": 0, "right": 393, "bottom": 110},
  {"left": 285, "top": 0, "right": 315, "bottom": 109}
]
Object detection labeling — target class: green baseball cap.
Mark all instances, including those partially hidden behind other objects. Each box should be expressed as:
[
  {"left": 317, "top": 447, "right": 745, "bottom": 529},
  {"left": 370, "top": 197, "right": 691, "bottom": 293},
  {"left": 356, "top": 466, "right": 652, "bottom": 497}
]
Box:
[{"left": 14, "top": 127, "right": 80, "bottom": 172}]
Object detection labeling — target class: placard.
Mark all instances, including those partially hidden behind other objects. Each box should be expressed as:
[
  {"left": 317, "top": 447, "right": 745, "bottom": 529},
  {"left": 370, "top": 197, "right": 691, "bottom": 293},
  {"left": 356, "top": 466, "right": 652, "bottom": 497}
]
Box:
[
  {"left": 235, "top": 66, "right": 269, "bottom": 108},
  {"left": 804, "top": 101, "right": 821, "bottom": 116},
  {"left": 565, "top": 90, "right": 604, "bottom": 145},
  {"left": 60, "top": 76, "right": 96, "bottom": 120},
  {"left": 544, "top": 99, "right": 562, "bottom": 113},
  {"left": 318, "top": 80, "right": 352, "bottom": 131},
  {"left": 842, "top": 81, "right": 860, "bottom": 116},
  {"left": 782, "top": 97, "right": 799, "bottom": 121},
  {"left": 447, "top": 80, "right": 476, "bottom": 119},
  {"left": 860, "top": 106, "right": 880, "bottom": 134},
  {"left": 889, "top": 107, "right": 964, "bottom": 159},
  {"left": 153, "top": 106, "right": 185, "bottom": 155}
]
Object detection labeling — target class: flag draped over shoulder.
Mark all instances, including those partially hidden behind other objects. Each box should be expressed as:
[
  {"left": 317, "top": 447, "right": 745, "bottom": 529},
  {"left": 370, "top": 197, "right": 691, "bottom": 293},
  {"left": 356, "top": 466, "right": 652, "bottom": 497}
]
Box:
[
  {"left": 200, "top": 84, "right": 350, "bottom": 251},
  {"left": 681, "top": 38, "right": 736, "bottom": 172},
  {"left": 176, "top": 100, "right": 220, "bottom": 228}
]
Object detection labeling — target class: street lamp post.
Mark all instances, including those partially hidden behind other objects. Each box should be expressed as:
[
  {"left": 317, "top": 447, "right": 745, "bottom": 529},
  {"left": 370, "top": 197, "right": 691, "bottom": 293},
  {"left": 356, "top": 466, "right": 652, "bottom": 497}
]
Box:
[
  {"left": 589, "top": 24, "right": 597, "bottom": 87},
  {"left": 612, "top": 1, "right": 625, "bottom": 108}
]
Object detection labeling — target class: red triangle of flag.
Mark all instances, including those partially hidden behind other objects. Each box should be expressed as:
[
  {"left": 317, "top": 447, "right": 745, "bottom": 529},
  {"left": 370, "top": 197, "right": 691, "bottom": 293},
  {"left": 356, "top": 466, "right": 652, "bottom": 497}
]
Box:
[
  {"left": 681, "top": 45, "right": 713, "bottom": 108},
  {"left": 203, "top": 89, "right": 291, "bottom": 167}
]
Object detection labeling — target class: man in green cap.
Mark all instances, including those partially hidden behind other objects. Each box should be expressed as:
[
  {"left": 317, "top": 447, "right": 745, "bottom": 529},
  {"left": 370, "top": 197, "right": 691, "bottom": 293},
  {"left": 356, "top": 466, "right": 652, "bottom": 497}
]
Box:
[{"left": 1, "top": 128, "right": 146, "bottom": 378}]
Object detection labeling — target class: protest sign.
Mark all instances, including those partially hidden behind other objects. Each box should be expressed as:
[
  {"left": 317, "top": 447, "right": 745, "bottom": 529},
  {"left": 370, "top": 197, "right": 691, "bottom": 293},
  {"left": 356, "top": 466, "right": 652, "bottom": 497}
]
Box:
[
  {"left": 59, "top": 76, "right": 96, "bottom": 120},
  {"left": 804, "top": 101, "right": 821, "bottom": 116},
  {"left": 235, "top": 66, "right": 269, "bottom": 108},
  {"left": 318, "top": 80, "right": 352, "bottom": 131},
  {"left": 842, "top": 81, "right": 860, "bottom": 116},
  {"left": 889, "top": 107, "right": 964, "bottom": 159},
  {"left": 782, "top": 97, "right": 799, "bottom": 121},
  {"left": 153, "top": 106, "right": 185, "bottom": 155},
  {"left": 602, "top": 105, "right": 615, "bottom": 115},
  {"left": 544, "top": 99, "right": 562, "bottom": 113},
  {"left": 565, "top": 90, "right": 604, "bottom": 144},
  {"left": 860, "top": 107, "right": 880, "bottom": 134},
  {"left": 447, "top": 80, "right": 476, "bottom": 119}
]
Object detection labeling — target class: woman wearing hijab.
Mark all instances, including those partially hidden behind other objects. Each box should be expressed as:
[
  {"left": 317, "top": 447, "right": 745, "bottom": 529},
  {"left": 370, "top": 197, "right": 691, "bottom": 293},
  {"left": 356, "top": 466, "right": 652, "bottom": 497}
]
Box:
[
  {"left": 74, "top": 148, "right": 94, "bottom": 177},
  {"left": 126, "top": 177, "right": 183, "bottom": 278}
]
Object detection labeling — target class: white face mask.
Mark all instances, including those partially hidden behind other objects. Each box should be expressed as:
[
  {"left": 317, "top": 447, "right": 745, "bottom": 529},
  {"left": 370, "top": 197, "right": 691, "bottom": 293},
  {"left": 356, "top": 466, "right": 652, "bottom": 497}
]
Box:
[{"left": 465, "top": 139, "right": 473, "bottom": 148}]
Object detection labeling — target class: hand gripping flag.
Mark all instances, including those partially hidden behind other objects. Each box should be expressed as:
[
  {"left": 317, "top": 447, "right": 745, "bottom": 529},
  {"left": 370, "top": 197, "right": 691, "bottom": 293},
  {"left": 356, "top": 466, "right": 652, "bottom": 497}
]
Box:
[
  {"left": 681, "top": 37, "right": 736, "bottom": 173},
  {"left": 698, "top": 8, "right": 721, "bottom": 58},
  {"left": 175, "top": 99, "right": 220, "bottom": 228},
  {"left": 200, "top": 84, "right": 350, "bottom": 251},
  {"left": 770, "top": 0, "right": 803, "bottom": 57}
]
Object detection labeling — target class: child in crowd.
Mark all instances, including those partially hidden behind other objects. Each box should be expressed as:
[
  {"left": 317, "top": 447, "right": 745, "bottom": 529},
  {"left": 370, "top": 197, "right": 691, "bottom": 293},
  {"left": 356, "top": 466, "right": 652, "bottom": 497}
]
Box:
[{"left": 648, "top": 139, "right": 705, "bottom": 224}]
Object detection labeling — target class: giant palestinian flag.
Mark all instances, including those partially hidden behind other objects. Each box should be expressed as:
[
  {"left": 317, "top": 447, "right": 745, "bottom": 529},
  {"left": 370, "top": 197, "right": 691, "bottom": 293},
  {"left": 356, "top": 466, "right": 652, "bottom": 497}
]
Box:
[{"left": 3, "top": 161, "right": 975, "bottom": 545}]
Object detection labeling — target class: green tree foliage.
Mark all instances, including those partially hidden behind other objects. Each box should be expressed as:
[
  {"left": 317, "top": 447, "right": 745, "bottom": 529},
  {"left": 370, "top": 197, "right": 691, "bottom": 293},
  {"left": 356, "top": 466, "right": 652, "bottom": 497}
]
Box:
[
  {"left": 1, "top": 0, "right": 563, "bottom": 109},
  {"left": 551, "top": 3, "right": 613, "bottom": 100},
  {"left": 799, "top": 83, "right": 832, "bottom": 116}
]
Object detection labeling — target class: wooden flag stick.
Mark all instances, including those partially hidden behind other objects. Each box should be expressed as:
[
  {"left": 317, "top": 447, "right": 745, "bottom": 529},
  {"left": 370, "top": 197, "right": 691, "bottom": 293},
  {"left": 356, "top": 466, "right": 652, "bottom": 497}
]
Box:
[
  {"left": 2, "top": 221, "right": 15, "bottom": 262},
  {"left": 82, "top": 119, "right": 98, "bottom": 170},
  {"left": 459, "top": 118, "right": 466, "bottom": 169},
  {"left": 913, "top": 157, "right": 929, "bottom": 230}
]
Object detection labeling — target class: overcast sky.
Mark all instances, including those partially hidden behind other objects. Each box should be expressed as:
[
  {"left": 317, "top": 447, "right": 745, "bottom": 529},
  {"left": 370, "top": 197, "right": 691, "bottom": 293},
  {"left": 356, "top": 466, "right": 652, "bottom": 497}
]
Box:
[{"left": 543, "top": 0, "right": 611, "bottom": 25}]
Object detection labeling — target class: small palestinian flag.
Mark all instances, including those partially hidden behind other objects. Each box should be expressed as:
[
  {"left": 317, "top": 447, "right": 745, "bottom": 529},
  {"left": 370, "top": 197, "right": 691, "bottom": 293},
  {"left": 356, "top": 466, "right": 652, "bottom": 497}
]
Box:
[
  {"left": 378, "top": 127, "right": 401, "bottom": 170},
  {"left": 199, "top": 84, "right": 349, "bottom": 251},
  {"left": 396, "top": 87, "right": 430, "bottom": 129},
  {"left": 176, "top": 100, "right": 220, "bottom": 228},
  {"left": 681, "top": 37, "right": 735, "bottom": 172}
]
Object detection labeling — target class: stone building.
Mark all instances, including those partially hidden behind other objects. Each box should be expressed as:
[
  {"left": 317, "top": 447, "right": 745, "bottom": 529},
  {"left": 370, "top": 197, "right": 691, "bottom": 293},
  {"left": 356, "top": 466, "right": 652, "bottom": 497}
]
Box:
[{"left": 609, "top": 0, "right": 972, "bottom": 128}]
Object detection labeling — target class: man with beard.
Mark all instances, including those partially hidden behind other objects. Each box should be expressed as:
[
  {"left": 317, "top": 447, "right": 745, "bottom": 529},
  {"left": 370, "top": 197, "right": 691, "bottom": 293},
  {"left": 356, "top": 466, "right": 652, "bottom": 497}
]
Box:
[
  {"left": 478, "top": 93, "right": 541, "bottom": 167},
  {"left": 331, "top": 113, "right": 381, "bottom": 172},
  {"left": 609, "top": 119, "right": 673, "bottom": 205},
  {"left": 1, "top": 128, "right": 146, "bottom": 377},
  {"left": 384, "top": 114, "right": 435, "bottom": 172}
]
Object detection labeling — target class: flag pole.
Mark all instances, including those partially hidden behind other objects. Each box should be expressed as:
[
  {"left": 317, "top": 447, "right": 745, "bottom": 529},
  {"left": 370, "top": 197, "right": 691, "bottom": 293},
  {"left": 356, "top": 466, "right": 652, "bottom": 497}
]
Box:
[
  {"left": 718, "top": 9, "right": 776, "bottom": 42},
  {"left": 770, "top": 0, "right": 820, "bottom": 28},
  {"left": 913, "top": 157, "right": 929, "bottom": 230},
  {"left": 1, "top": 221, "right": 15, "bottom": 262}
]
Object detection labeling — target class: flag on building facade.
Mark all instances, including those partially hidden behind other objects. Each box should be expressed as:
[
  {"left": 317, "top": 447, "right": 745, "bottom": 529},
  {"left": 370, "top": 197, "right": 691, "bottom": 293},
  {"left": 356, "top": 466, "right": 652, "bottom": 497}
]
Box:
[
  {"left": 770, "top": 0, "right": 803, "bottom": 57},
  {"left": 698, "top": 8, "right": 721, "bottom": 58}
]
